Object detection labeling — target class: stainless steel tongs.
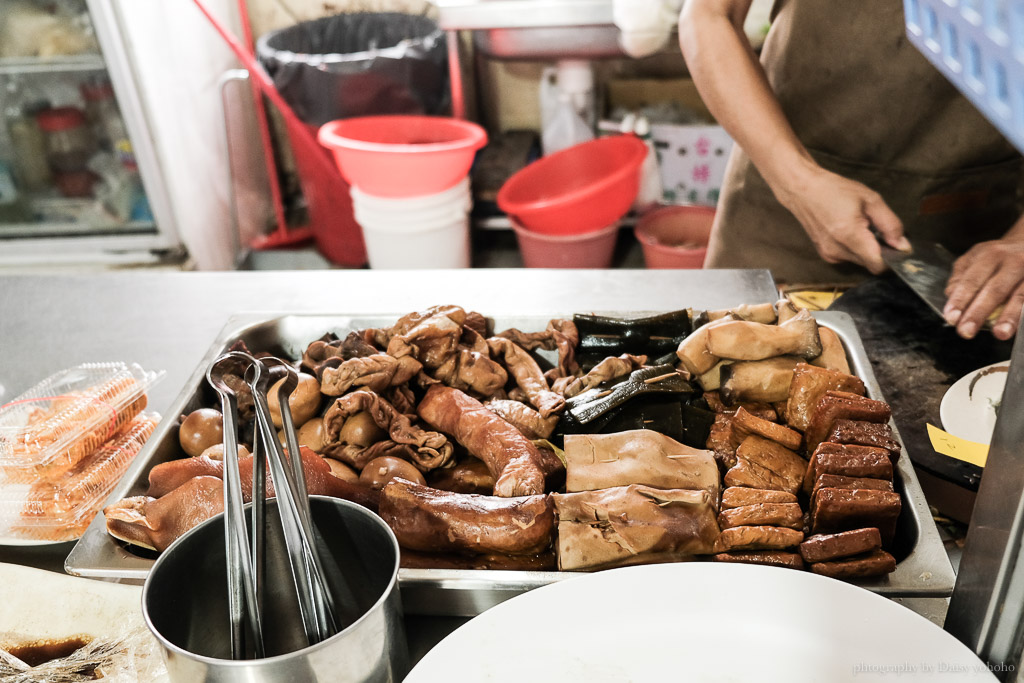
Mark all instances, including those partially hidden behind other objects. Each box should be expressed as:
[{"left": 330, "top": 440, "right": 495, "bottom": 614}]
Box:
[{"left": 206, "top": 351, "right": 339, "bottom": 660}]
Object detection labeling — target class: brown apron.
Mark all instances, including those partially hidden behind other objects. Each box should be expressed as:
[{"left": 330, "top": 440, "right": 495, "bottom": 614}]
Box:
[{"left": 705, "top": 0, "right": 1024, "bottom": 284}]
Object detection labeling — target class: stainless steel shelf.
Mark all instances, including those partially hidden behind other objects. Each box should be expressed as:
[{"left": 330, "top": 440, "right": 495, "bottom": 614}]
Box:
[
  {"left": 431, "top": 0, "right": 614, "bottom": 30},
  {"left": 0, "top": 54, "right": 107, "bottom": 75}
]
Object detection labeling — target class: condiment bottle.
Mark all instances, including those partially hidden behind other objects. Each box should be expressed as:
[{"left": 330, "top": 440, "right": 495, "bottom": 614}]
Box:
[
  {"left": 7, "top": 98, "right": 53, "bottom": 193},
  {"left": 35, "top": 107, "right": 96, "bottom": 173}
]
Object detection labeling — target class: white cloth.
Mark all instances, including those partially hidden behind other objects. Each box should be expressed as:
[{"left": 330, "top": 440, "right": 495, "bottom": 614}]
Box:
[{"left": 613, "top": 0, "right": 684, "bottom": 58}]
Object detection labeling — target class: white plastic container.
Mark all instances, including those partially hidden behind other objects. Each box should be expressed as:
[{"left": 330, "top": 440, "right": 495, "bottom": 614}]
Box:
[
  {"left": 351, "top": 177, "right": 471, "bottom": 214},
  {"left": 358, "top": 211, "right": 471, "bottom": 269},
  {"left": 348, "top": 180, "right": 468, "bottom": 268},
  {"left": 350, "top": 179, "right": 472, "bottom": 269}
]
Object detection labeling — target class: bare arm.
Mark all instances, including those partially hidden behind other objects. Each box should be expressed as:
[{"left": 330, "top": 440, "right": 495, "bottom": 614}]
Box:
[
  {"left": 678, "top": 0, "right": 908, "bottom": 273},
  {"left": 944, "top": 213, "right": 1024, "bottom": 340}
]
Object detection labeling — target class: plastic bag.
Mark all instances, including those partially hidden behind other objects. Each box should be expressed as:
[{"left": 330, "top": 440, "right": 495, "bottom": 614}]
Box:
[{"left": 256, "top": 12, "right": 449, "bottom": 127}]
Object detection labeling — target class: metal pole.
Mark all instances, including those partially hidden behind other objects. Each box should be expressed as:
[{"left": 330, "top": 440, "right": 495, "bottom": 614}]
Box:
[{"left": 945, "top": 317, "right": 1024, "bottom": 680}]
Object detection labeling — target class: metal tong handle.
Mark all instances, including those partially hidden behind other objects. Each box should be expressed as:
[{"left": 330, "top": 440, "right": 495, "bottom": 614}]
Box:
[
  {"left": 207, "top": 352, "right": 265, "bottom": 659},
  {"left": 244, "top": 356, "right": 338, "bottom": 645},
  {"left": 261, "top": 358, "right": 337, "bottom": 638}
]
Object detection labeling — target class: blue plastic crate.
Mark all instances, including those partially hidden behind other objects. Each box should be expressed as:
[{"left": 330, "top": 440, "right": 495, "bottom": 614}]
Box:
[{"left": 904, "top": 0, "right": 1024, "bottom": 153}]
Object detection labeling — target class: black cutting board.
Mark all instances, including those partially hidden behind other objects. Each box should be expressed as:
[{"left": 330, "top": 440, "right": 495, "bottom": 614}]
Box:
[{"left": 828, "top": 272, "right": 1013, "bottom": 490}]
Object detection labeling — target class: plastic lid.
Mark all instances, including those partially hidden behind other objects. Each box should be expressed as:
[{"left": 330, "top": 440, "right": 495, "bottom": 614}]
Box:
[
  {"left": 0, "top": 412, "right": 160, "bottom": 543},
  {"left": 35, "top": 107, "right": 87, "bottom": 132},
  {"left": 0, "top": 362, "right": 164, "bottom": 482}
]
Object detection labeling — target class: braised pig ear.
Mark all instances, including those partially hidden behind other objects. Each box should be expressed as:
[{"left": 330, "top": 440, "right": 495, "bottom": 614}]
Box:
[{"left": 705, "top": 309, "right": 823, "bottom": 362}]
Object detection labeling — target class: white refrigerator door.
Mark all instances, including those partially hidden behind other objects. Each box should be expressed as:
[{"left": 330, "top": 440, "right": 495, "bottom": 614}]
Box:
[{"left": 83, "top": 0, "right": 264, "bottom": 270}]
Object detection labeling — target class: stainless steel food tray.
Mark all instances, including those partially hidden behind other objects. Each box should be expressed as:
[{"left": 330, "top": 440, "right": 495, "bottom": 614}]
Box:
[{"left": 66, "top": 311, "right": 956, "bottom": 615}]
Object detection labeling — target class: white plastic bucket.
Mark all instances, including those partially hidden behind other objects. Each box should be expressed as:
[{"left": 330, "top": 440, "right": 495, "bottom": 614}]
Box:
[{"left": 357, "top": 210, "right": 471, "bottom": 269}]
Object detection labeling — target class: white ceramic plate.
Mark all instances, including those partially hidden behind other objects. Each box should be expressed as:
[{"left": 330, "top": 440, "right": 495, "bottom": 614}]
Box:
[
  {"left": 406, "top": 563, "right": 996, "bottom": 683},
  {"left": 940, "top": 361, "right": 1011, "bottom": 445}
]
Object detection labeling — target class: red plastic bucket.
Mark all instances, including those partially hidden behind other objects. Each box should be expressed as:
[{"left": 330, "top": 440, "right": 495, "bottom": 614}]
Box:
[
  {"left": 318, "top": 115, "right": 487, "bottom": 198},
  {"left": 634, "top": 204, "right": 714, "bottom": 269},
  {"left": 497, "top": 135, "right": 646, "bottom": 236},
  {"left": 512, "top": 220, "right": 619, "bottom": 268}
]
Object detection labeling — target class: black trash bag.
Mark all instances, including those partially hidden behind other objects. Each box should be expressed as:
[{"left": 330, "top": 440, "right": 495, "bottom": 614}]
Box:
[{"left": 257, "top": 12, "right": 449, "bottom": 127}]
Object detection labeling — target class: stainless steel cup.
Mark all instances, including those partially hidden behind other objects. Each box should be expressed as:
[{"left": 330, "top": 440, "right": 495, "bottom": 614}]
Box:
[{"left": 143, "top": 495, "right": 408, "bottom": 682}]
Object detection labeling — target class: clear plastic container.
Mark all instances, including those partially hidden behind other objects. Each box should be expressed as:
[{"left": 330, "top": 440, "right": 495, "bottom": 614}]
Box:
[
  {"left": 35, "top": 106, "right": 96, "bottom": 173},
  {"left": 0, "top": 362, "right": 164, "bottom": 484},
  {"left": 0, "top": 412, "right": 160, "bottom": 543}
]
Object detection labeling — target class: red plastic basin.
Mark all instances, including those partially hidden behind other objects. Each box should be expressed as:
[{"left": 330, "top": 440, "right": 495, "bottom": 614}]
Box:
[
  {"left": 512, "top": 219, "right": 619, "bottom": 268},
  {"left": 497, "top": 135, "right": 647, "bottom": 236},
  {"left": 318, "top": 115, "right": 488, "bottom": 198},
  {"left": 634, "top": 204, "right": 714, "bottom": 269}
]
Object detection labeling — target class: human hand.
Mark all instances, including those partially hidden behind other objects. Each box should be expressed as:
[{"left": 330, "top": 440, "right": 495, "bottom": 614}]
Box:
[
  {"left": 943, "top": 237, "right": 1024, "bottom": 340},
  {"left": 778, "top": 167, "right": 909, "bottom": 274}
]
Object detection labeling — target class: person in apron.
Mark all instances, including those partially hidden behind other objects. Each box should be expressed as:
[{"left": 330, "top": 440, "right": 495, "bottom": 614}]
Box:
[{"left": 679, "top": 0, "right": 1024, "bottom": 340}]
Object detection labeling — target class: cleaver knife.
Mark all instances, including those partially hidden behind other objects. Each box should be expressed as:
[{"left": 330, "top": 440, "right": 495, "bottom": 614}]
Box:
[{"left": 879, "top": 239, "right": 956, "bottom": 320}]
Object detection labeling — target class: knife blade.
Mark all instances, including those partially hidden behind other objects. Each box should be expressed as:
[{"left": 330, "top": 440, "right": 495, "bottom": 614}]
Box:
[{"left": 879, "top": 239, "right": 957, "bottom": 320}]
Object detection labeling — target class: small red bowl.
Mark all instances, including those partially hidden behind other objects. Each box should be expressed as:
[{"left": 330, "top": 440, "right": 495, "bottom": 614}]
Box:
[
  {"left": 497, "top": 135, "right": 647, "bottom": 236},
  {"left": 318, "top": 115, "right": 487, "bottom": 198},
  {"left": 634, "top": 204, "right": 715, "bottom": 269}
]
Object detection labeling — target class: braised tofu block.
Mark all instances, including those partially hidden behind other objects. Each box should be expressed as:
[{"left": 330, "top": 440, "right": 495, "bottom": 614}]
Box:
[
  {"left": 800, "top": 527, "right": 882, "bottom": 563},
  {"left": 735, "top": 435, "right": 806, "bottom": 492},
  {"left": 786, "top": 363, "right": 866, "bottom": 432},
  {"left": 720, "top": 487, "right": 798, "bottom": 510},
  {"left": 802, "top": 444, "right": 893, "bottom": 495},
  {"left": 718, "top": 502, "right": 804, "bottom": 530},
  {"left": 829, "top": 419, "right": 902, "bottom": 461},
  {"left": 712, "top": 550, "right": 805, "bottom": 570},
  {"left": 724, "top": 458, "right": 797, "bottom": 494},
  {"left": 553, "top": 485, "right": 720, "bottom": 571},
  {"left": 730, "top": 406, "right": 803, "bottom": 451},
  {"left": 707, "top": 414, "right": 739, "bottom": 471},
  {"left": 811, "top": 474, "right": 894, "bottom": 499},
  {"left": 811, "top": 488, "right": 901, "bottom": 545},
  {"left": 715, "top": 525, "right": 804, "bottom": 551},
  {"left": 810, "top": 549, "right": 897, "bottom": 579},
  {"left": 804, "top": 391, "right": 891, "bottom": 454},
  {"left": 702, "top": 392, "right": 778, "bottom": 421}
]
